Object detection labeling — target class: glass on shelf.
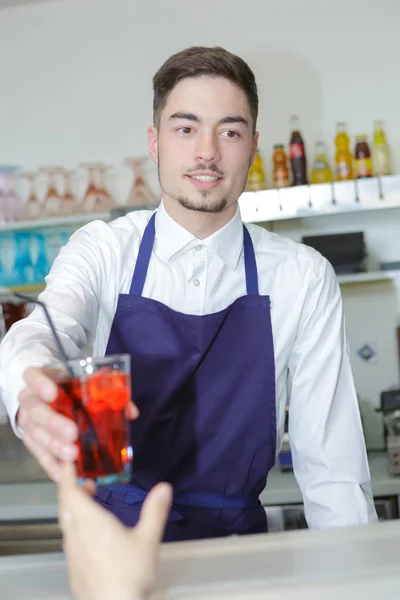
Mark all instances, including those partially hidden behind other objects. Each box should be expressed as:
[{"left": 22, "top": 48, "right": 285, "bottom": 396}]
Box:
[
  {"left": 40, "top": 167, "right": 63, "bottom": 217},
  {"left": 80, "top": 163, "right": 116, "bottom": 213},
  {"left": 97, "top": 164, "right": 116, "bottom": 211},
  {"left": 0, "top": 165, "right": 23, "bottom": 223},
  {"left": 59, "top": 169, "right": 81, "bottom": 216},
  {"left": 21, "top": 171, "right": 41, "bottom": 220},
  {"left": 124, "top": 157, "right": 158, "bottom": 208}
]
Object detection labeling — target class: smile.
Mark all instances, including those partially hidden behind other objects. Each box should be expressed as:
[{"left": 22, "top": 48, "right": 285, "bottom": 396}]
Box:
[
  {"left": 186, "top": 173, "right": 223, "bottom": 190},
  {"left": 190, "top": 175, "right": 220, "bottom": 182}
]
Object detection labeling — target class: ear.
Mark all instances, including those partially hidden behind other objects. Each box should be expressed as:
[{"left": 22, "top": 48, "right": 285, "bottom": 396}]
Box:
[
  {"left": 250, "top": 131, "right": 259, "bottom": 165},
  {"left": 148, "top": 126, "right": 158, "bottom": 165}
]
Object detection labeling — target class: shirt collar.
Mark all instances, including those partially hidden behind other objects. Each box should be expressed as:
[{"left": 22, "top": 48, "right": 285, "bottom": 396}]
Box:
[{"left": 154, "top": 199, "right": 243, "bottom": 270}]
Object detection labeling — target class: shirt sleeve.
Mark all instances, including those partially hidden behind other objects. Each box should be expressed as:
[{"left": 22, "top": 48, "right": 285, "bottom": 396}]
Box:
[
  {"left": 0, "top": 222, "right": 106, "bottom": 436},
  {"left": 287, "top": 252, "right": 378, "bottom": 528}
]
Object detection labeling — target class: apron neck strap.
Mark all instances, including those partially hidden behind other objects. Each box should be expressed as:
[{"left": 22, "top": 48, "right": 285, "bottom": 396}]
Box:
[
  {"left": 129, "top": 213, "right": 156, "bottom": 296},
  {"left": 243, "top": 225, "right": 259, "bottom": 295},
  {"left": 129, "top": 214, "right": 259, "bottom": 297}
]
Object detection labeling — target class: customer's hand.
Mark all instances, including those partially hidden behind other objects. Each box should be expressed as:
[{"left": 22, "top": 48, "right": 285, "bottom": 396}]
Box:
[
  {"left": 58, "top": 461, "right": 172, "bottom": 600},
  {"left": 18, "top": 366, "right": 139, "bottom": 482}
]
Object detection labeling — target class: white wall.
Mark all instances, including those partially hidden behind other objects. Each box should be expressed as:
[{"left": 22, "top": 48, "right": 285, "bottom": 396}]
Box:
[
  {"left": 1, "top": 0, "right": 399, "bottom": 190},
  {"left": 1, "top": 0, "right": 400, "bottom": 445}
]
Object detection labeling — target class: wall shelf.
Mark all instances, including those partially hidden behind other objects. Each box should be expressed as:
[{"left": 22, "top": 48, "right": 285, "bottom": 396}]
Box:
[
  {"left": 0, "top": 285, "right": 45, "bottom": 302},
  {"left": 0, "top": 177, "right": 399, "bottom": 300},
  {"left": 238, "top": 175, "right": 400, "bottom": 224},
  {"left": 337, "top": 270, "right": 400, "bottom": 285},
  {"left": 0, "top": 175, "right": 398, "bottom": 234},
  {"left": 0, "top": 212, "right": 110, "bottom": 233}
]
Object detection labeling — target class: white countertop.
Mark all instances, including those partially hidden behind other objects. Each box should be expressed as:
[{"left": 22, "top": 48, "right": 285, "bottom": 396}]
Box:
[
  {"left": 0, "top": 452, "right": 398, "bottom": 521},
  {"left": 260, "top": 451, "right": 399, "bottom": 505},
  {"left": 2, "top": 518, "right": 400, "bottom": 599}
]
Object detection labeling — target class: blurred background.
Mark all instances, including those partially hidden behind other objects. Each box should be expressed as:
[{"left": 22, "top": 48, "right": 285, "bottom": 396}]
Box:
[{"left": 1, "top": 0, "right": 400, "bottom": 551}]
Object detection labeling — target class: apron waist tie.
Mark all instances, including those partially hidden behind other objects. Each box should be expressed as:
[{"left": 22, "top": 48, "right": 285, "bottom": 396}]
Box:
[
  {"left": 173, "top": 491, "right": 260, "bottom": 509},
  {"left": 96, "top": 484, "right": 260, "bottom": 523}
]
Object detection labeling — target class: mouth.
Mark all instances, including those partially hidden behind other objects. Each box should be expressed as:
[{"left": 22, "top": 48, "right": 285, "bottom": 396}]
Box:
[{"left": 185, "top": 173, "right": 223, "bottom": 190}]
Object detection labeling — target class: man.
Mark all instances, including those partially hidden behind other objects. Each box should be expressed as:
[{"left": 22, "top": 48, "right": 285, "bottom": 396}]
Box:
[{"left": 0, "top": 46, "right": 377, "bottom": 541}]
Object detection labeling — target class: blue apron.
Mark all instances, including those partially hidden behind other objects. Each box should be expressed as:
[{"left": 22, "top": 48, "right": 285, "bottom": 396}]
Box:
[{"left": 95, "top": 212, "right": 276, "bottom": 542}]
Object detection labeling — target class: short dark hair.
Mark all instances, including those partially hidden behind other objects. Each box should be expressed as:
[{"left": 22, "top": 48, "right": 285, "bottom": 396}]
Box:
[{"left": 152, "top": 46, "right": 258, "bottom": 131}]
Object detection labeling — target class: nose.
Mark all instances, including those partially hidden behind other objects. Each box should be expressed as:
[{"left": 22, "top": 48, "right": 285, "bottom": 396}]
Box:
[{"left": 194, "top": 132, "right": 221, "bottom": 164}]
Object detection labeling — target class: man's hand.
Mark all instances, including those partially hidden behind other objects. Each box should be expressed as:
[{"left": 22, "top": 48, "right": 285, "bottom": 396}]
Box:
[
  {"left": 18, "top": 366, "right": 139, "bottom": 482},
  {"left": 58, "top": 462, "right": 172, "bottom": 600}
]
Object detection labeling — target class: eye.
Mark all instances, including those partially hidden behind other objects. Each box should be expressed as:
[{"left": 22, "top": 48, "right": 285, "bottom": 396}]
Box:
[
  {"left": 177, "top": 127, "right": 193, "bottom": 135},
  {"left": 221, "top": 130, "right": 240, "bottom": 139}
]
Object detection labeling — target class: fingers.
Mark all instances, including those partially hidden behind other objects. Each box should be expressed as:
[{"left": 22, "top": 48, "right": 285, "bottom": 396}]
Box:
[
  {"left": 23, "top": 429, "right": 62, "bottom": 481},
  {"left": 58, "top": 462, "right": 86, "bottom": 527},
  {"left": 57, "top": 463, "right": 111, "bottom": 536},
  {"left": 19, "top": 390, "right": 78, "bottom": 440},
  {"left": 24, "top": 367, "right": 58, "bottom": 402},
  {"left": 58, "top": 462, "right": 78, "bottom": 533},
  {"left": 125, "top": 400, "right": 140, "bottom": 421},
  {"left": 18, "top": 378, "right": 79, "bottom": 482},
  {"left": 135, "top": 483, "right": 173, "bottom": 547},
  {"left": 20, "top": 366, "right": 78, "bottom": 445},
  {"left": 19, "top": 392, "right": 78, "bottom": 460},
  {"left": 59, "top": 464, "right": 95, "bottom": 498},
  {"left": 80, "top": 479, "right": 96, "bottom": 496},
  {"left": 59, "top": 460, "right": 77, "bottom": 489}
]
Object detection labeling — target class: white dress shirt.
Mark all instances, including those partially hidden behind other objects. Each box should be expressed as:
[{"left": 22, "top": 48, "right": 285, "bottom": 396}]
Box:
[{"left": 0, "top": 200, "right": 377, "bottom": 529}]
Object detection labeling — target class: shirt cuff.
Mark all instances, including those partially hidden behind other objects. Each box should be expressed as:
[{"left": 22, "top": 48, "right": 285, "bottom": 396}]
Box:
[
  {"left": 1, "top": 375, "right": 27, "bottom": 438},
  {"left": 1, "top": 353, "right": 60, "bottom": 438}
]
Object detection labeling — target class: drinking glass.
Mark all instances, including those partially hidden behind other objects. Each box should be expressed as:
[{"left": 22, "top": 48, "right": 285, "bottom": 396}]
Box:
[
  {"left": 124, "top": 157, "right": 158, "bottom": 208},
  {"left": 21, "top": 171, "right": 41, "bottom": 220},
  {"left": 51, "top": 354, "right": 133, "bottom": 485},
  {"left": 0, "top": 165, "right": 23, "bottom": 222},
  {"left": 40, "top": 167, "right": 63, "bottom": 216},
  {"left": 59, "top": 169, "right": 81, "bottom": 215},
  {"left": 80, "top": 163, "right": 115, "bottom": 213}
]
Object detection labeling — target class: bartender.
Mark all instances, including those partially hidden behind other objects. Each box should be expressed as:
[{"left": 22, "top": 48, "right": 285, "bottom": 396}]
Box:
[{"left": 0, "top": 45, "right": 377, "bottom": 541}]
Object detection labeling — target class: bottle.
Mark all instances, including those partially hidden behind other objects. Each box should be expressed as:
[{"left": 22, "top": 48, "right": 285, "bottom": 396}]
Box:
[
  {"left": 246, "top": 149, "right": 266, "bottom": 191},
  {"left": 354, "top": 135, "right": 372, "bottom": 178},
  {"left": 272, "top": 145, "right": 289, "bottom": 188},
  {"left": 372, "top": 120, "right": 391, "bottom": 176},
  {"left": 311, "top": 142, "right": 333, "bottom": 184},
  {"left": 334, "top": 122, "right": 354, "bottom": 181},
  {"left": 289, "top": 115, "right": 308, "bottom": 185}
]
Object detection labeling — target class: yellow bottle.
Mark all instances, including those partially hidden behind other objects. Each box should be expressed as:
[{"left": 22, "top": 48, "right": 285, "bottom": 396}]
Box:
[
  {"left": 372, "top": 120, "right": 391, "bottom": 176},
  {"left": 334, "top": 121, "right": 354, "bottom": 181},
  {"left": 246, "top": 149, "right": 266, "bottom": 191},
  {"left": 311, "top": 141, "right": 333, "bottom": 184}
]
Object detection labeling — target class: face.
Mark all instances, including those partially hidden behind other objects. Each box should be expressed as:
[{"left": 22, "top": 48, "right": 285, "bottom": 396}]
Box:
[{"left": 148, "top": 76, "right": 258, "bottom": 214}]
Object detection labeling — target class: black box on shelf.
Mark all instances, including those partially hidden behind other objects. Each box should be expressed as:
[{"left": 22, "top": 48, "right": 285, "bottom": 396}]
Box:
[{"left": 302, "top": 231, "right": 367, "bottom": 274}]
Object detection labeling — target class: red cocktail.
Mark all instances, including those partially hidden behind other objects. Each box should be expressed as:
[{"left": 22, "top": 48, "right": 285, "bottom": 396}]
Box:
[{"left": 51, "top": 354, "right": 133, "bottom": 484}]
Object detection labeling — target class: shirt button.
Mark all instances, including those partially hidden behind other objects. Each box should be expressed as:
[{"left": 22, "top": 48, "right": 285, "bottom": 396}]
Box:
[
  {"left": 195, "top": 245, "right": 203, "bottom": 252},
  {"left": 193, "top": 278, "right": 200, "bottom": 287}
]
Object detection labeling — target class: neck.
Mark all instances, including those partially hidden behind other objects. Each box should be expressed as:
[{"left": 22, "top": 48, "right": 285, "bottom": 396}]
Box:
[{"left": 162, "top": 197, "right": 238, "bottom": 239}]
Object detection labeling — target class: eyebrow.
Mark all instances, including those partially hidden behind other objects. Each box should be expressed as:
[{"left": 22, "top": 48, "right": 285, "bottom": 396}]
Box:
[{"left": 169, "top": 112, "right": 249, "bottom": 127}]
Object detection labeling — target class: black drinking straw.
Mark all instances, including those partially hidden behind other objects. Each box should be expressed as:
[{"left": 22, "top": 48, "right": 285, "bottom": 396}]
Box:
[
  {"left": 15, "top": 293, "right": 74, "bottom": 377},
  {"left": 14, "top": 292, "right": 113, "bottom": 474}
]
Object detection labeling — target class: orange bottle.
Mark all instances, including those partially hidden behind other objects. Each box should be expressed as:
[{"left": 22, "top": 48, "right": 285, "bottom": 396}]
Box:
[{"left": 272, "top": 145, "right": 289, "bottom": 188}]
